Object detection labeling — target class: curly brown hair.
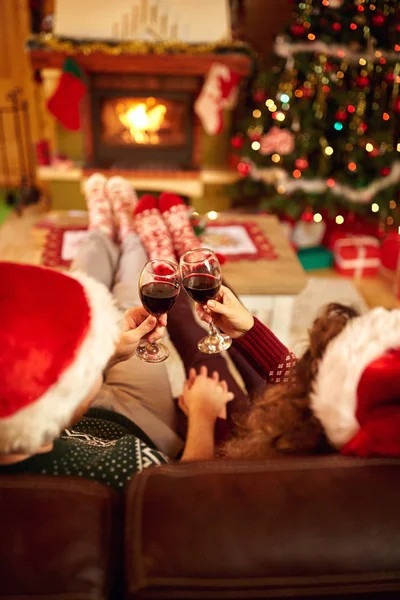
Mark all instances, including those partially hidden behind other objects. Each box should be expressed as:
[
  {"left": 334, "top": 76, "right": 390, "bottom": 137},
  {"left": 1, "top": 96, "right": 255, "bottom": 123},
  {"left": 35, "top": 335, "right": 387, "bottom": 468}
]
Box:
[{"left": 221, "top": 303, "right": 359, "bottom": 460}]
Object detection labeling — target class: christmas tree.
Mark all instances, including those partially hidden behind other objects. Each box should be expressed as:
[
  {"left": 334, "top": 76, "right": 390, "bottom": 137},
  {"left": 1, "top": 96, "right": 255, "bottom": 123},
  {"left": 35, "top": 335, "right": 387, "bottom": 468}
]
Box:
[{"left": 232, "top": 0, "right": 400, "bottom": 227}]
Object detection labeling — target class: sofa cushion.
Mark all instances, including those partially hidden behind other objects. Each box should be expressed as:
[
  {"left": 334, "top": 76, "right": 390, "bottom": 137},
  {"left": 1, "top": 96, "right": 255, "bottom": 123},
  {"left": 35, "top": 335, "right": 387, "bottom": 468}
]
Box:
[
  {"left": 125, "top": 456, "right": 400, "bottom": 599},
  {"left": 0, "top": 474, "right": 121, "bottom": 600}
]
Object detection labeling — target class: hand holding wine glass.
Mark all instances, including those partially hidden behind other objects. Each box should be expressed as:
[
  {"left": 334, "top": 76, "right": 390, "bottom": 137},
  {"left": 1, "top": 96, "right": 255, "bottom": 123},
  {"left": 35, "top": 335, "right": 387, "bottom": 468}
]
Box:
[
  {"left": 195, "top": 285, "right": 255, "bottom": 340},
  {"left": 136, "top": 259, "right": 180, "bottom": 363},
  {"left": 180, "top": 248, "right": 232, "bottom": 354}
]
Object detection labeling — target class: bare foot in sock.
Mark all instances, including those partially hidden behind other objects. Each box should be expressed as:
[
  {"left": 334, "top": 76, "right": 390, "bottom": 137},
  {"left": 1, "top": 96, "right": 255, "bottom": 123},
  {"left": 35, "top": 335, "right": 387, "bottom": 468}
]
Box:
[
  {"left": 84, "top": 173, "right": 114, "bottom": 239},
  {"left": 159, "top": 192, "right": 199, "bottom": 258},
  {"left": 133, "top": 194, "right": 176, "bottom": 262},
  {"left": 105, "top": 176, "right": 138, "bottom": 242}
]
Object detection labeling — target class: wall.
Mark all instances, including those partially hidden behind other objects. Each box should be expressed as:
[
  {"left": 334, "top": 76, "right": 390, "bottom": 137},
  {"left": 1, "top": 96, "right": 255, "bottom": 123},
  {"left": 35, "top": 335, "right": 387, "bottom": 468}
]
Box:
[{"left": 240, "top": 0, "right": 293, "bottom": 66}]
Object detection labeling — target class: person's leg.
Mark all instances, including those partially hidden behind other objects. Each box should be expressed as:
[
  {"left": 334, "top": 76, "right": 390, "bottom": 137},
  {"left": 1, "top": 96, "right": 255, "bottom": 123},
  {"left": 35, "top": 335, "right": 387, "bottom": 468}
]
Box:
[
  {"left": 92, "top": 356, "right": 183, "bottom": 458},
  {"left": 133, "top": 194, "right": 176, "bottom": 262},
  {"left": 90, "top": 217, "right": 182, "bottom": 457},
  {"left": 105, "top": 176, "right": 137, "bottom": 243},
  {"left": 167, "top": 291, "right": 250, "bottom": 443},
  {"left": 71, "top": 228, "right": 120, "bottom": 289},
  {"left": 112, "top": 232, "right": 148, "bottom": 311},
  {"left": 70, "top": 174, "right": 119, "bottom": 288},
  {"left": 159, "top": 192, "right": 268, "bottom": 400}
]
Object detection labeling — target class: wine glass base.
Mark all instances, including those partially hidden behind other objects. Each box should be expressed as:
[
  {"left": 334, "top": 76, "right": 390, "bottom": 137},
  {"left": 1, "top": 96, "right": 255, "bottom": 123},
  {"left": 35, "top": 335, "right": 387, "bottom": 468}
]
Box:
[
  {"left": 197, "top": 333, "right": 232, "bottom": 354},
  {"left": 136, "top": 342, "right": 169, "bottom": 363}
]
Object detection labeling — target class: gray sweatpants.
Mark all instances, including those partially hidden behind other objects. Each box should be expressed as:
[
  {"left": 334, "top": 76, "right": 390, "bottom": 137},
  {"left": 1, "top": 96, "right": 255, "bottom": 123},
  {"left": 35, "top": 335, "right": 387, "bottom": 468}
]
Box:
[{"left": 71, "top": 229, "right": 183, "bottom": 457}]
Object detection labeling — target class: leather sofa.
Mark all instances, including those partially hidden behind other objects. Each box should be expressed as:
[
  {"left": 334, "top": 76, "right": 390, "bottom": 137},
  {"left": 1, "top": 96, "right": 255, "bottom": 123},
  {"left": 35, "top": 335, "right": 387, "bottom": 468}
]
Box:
[{"left": 1, "top": 455, "right": 400, "bottom": 600}]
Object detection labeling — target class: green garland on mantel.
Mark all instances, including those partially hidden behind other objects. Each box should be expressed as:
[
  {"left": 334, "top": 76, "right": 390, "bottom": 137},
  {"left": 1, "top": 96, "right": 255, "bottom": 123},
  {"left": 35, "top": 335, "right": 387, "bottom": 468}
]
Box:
[{"left": 27, "top": 33, "right": 257, "bottom": 60}]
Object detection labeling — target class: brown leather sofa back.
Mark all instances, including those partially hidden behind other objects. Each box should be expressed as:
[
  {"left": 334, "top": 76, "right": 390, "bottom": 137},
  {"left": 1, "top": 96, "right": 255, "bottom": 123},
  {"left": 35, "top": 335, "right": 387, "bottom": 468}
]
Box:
[
  {"left": 0, "top": 475, "right": 121, "bottom": 600},
  {"left": 125, "top": 456, "right": 400, "bottom": 599}
]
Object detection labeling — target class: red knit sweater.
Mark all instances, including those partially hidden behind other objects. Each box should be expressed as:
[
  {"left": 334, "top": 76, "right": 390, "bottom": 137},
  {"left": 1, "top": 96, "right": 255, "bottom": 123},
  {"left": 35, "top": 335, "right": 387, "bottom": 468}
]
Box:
[{"left": 234, "top": 318, "right": 297, "bottom": 384}]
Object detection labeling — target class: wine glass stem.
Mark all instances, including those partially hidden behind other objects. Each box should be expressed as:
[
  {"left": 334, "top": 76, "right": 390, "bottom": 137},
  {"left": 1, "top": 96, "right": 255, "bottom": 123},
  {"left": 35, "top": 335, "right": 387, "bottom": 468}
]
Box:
[{"left": 208, "top": 317, "right": 218, "bottom": 337}]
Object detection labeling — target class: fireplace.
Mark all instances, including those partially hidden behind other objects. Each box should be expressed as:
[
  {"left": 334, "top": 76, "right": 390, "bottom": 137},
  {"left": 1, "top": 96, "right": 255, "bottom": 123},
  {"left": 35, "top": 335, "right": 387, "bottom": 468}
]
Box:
[{"left": 83, "top": 73, "right": 202, "bottom": 172}]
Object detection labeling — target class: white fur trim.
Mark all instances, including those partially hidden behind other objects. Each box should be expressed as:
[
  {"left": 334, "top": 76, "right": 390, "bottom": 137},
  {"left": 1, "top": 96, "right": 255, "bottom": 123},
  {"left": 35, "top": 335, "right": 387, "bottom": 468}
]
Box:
[
  {"left": 0, "top": 272, "right": 120, "bottom": 454},
  {"left": 311, "top": 308, "right": 400, "bottom": 449}
]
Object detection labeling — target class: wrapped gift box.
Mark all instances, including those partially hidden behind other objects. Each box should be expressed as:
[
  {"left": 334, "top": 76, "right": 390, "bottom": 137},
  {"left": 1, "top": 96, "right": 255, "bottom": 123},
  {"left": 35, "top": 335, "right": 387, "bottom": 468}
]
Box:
[
  {"left": 381, "top": 232, "right": 400, "bottom": 271},
  {"left": 334, "top": 236, "right": 381, "bottom": 277},
  {"left": 380, "top": 233, "right": 400, "bottom": 298},
  {"left": 298, "top": 246, "right": 333, "bottom": 271}
]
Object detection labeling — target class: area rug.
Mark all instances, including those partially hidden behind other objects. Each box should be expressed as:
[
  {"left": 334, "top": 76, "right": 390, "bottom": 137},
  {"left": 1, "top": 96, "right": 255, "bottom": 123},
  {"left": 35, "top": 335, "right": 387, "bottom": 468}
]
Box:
[{"left": 290, "top": 277, "right": 369, "bottom": 354}]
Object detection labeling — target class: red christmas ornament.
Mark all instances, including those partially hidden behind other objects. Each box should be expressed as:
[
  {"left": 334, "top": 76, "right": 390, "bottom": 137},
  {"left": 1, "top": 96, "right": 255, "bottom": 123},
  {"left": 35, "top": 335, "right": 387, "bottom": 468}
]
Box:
[
  {"left": 393, "top": 97, "right": 400, "bottom": 113},
  {"left": 335, "top": 110, "right": 347, "bottom": 121},
  {"left": 290, "top": 23, "right": 306, "bottom": 36},
  {"left": 372, "top": 13, "right": 386, "bottom": 26},
  {"left": 253, "top": 90, "right": 266, "bottom": 103},
  {"left": 381, "top": 167, "right": 391, "bottom": 177},
  {"left": 356, "top": 76, "right": 370, "bottom": 88},
  {"left": 359, "top": 123, "right": 368, "bottom": 133},
  {"left": 301, "top": 210, "right": 314, "bottom": 223},
  {"left": 386, "top": 73, "right": 395, "bottom": 83},
  {"left": 248, "top": 132, "right": 261, "bottom": 142},
  {"left": 299, "top": 86, "right": 314, "bottom": 98},
  {"left": 332, "top": 22, "right": 342, "bottom": 31},
  {"left": 295, "top": 157, "right": 309, "bottom": 170},
  {"left": 237, "top": 162, "right": 251, "bottom": 177},
  {"left": 231, "top": 134, "right": 244, "bottom": 149}
]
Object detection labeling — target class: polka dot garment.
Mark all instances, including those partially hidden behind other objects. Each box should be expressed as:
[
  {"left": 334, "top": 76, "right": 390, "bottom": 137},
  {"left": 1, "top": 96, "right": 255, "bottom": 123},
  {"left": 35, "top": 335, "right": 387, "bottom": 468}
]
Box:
[{"left": 0, "top": 408, "right": 168, "bottom": 491}]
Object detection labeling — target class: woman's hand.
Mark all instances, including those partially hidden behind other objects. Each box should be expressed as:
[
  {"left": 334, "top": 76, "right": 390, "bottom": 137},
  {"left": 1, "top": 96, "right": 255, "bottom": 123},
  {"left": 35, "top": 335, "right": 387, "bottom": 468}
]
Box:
[
  {"left": 195, "top": 285, "right": 254, "bottom": 340},
  {"left": 113, "top": 307, "right": 167, "bottom": 363},
  {"left": 178, "top": 366, "right": 234, "bottom": 424}
]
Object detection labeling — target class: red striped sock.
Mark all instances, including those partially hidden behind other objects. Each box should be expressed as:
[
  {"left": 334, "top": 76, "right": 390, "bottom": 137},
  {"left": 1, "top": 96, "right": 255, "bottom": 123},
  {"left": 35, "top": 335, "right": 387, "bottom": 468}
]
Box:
[
  {"left": 133, "top": 194, "right": 176, "bottom": 262},
  {"left": 159, "top": 192, "right": 199, "bottom": 257}
]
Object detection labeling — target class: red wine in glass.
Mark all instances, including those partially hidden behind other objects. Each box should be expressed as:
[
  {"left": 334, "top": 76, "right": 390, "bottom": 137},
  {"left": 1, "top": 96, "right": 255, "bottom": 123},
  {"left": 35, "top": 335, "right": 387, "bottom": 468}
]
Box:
[
  {"left": 140, "top": 282, "right": 180, "bottom": 315},
  {"left": 179, "top": 248, "right": 231, "bottom": 354},
  {"left": 136, "top": 259, "right": 180, "bottom": 363},
  {"left": 183, "top": 274, "right": 221, "bottom": 304}
]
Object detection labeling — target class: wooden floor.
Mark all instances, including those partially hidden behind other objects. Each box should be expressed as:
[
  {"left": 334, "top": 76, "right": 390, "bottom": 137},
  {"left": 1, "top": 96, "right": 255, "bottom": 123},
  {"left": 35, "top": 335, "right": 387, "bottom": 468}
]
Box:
[{"left": 0, "top": 206, "right": 399, "bottom": 310}]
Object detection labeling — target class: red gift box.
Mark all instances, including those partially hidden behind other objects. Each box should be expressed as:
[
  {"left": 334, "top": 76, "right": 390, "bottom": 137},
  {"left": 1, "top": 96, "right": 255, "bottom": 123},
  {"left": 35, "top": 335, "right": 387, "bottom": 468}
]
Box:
[
  {"left": 381, "top": 233, "right": 400, "bottom": 298},
  {"left": 333, "top": 236, "right": 381, "bottom": 277},
  {"left": 381, "top": 232, "right": 400, "bottom": 271}
]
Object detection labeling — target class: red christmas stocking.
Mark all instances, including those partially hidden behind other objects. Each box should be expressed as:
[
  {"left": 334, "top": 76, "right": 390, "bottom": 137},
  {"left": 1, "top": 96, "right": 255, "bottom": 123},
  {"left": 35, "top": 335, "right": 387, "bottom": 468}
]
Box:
[
  {"left": 194, "top": 63, "right": 241, "bottom": 135},
  {"left": 47, "top": 58, "right": 87, "bottom": 131}
]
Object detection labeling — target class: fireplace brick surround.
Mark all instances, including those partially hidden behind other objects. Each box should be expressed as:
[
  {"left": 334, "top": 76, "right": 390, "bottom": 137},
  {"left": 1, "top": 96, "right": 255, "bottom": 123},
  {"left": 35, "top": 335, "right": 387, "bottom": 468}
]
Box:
[{"left": 29, "top": 50, "right": 252, "bottom": 212}]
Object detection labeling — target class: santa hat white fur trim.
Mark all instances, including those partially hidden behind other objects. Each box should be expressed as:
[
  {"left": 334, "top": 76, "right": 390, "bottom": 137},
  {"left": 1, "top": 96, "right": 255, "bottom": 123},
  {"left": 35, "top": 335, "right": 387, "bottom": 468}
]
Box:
[
  {"left": 311, "top": 307, "right": 400, "bottom": 449},
  {"left": 0, "top": 271, "right": 120, "bottom": 454}
]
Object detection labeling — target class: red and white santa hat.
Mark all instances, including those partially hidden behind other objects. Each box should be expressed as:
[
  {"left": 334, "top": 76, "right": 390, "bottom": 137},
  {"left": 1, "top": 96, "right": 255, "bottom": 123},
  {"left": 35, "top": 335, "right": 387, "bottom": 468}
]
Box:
[
  {"left": 0, "top": 262, "right": 119, "bottom": 454},
  {"left": 311, "top": 307, "right": 400, "bottom": 457}
]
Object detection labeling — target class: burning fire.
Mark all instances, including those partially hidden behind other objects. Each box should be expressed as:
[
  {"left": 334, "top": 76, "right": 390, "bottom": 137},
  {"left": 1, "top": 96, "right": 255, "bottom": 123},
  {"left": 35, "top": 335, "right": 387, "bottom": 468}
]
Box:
[{"left": 116, "top": 97, "right": 167, "bottom": 144}]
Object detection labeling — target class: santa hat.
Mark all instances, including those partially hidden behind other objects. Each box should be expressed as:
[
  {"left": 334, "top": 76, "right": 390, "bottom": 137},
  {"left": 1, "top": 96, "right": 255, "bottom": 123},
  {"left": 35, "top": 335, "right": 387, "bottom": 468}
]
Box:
[
  {"left": 0, "top": 262, "right": 119, "bottom": 454},
  {"left": 311, "top": 307, "right": 400, "bottom": 457}
]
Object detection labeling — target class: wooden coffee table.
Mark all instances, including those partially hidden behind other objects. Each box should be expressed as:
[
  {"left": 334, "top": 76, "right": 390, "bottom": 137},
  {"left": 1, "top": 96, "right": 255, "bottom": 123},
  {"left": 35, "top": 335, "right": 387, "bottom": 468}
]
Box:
[{"left": 215, "top": 214, "right": 306, "bottom": 346}]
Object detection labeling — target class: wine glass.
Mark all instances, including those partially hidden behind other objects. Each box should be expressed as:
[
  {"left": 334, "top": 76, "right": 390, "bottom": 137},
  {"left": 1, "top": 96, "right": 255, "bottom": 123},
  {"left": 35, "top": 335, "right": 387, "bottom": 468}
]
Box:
[
  {"left": 180, "top": 248, "right": 232, "bottom": 354},
  {"left": 136, "top": 259, "right": 180, "bottom": 363}
]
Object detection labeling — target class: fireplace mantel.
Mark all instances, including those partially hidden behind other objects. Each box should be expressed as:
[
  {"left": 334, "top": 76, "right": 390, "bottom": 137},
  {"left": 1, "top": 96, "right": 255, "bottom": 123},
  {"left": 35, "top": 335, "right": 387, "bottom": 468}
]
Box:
[
  {"left": 29, "top": 50, "right": 252, "bottom": 77},
  {"left": 29, "top": 47, "right": 252, "bottom": 210}
]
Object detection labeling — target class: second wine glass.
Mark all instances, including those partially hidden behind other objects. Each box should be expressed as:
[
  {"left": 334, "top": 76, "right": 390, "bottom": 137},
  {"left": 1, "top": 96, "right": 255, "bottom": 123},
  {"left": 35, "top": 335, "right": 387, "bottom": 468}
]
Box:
[
  {"left": 136, "top": 259, "right": 180, "bottom": 363},
  {"left": 180, "top": 248, "right": 232, "bottom": 354}
]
